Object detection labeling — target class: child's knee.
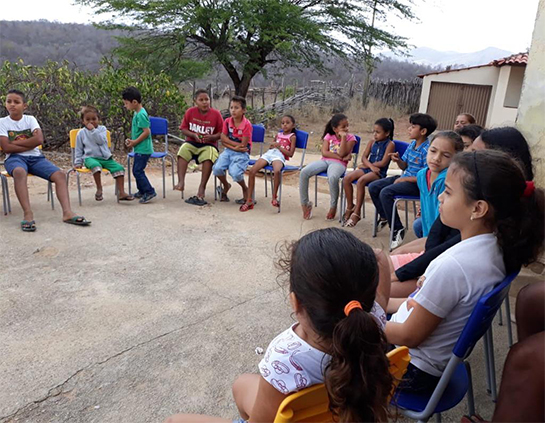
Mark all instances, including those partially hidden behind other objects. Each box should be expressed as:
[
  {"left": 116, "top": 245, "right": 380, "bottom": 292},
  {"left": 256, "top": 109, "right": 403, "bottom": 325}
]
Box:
[
  {"left": 11, "top": 167, "right": 27, "bottom": 178},
  {"left": 50, "top": 169, "right": 67, "bottom": 181}
]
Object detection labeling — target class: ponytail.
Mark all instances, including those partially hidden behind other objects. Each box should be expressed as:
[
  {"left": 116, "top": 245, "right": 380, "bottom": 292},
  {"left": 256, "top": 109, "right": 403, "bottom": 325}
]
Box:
[
  {"left": 326, "top": 308, "right": 392, "bottom": 422},
  {"left": 323, "top": 113, "right": 347, "bottom": 138},
  {"left": 453, "top": 150, "right": 545, "bottom": 273}
]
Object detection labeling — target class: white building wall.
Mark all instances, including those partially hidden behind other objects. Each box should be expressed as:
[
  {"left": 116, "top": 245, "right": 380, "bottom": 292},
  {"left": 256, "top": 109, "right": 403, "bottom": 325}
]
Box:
[{"left": 489, "top": 66, "right": 518, "bottom": 126}]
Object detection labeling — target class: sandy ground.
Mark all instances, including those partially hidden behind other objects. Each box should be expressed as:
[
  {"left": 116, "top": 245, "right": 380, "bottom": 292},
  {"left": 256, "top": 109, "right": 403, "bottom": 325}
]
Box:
[{"left": 0, "top": 164, "right": 539, "bottom": 423}]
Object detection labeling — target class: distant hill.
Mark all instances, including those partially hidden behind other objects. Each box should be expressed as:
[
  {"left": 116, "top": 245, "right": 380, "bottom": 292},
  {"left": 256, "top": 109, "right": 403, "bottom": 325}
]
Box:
[
  {"left": 1, "top": 20, "right": 442, "bottom": 84},
  {"left": 382, "top": 46, "right": 514, "bottom": 68}
]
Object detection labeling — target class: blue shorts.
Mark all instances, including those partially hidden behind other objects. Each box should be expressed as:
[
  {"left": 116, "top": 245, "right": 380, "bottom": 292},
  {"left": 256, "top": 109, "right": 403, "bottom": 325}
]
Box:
[
  {"left": 212, "top": 148, "right": 249, "bottom": 182},
  {"left": 4, "top": 154, "right": 60, "bottom": 180}
]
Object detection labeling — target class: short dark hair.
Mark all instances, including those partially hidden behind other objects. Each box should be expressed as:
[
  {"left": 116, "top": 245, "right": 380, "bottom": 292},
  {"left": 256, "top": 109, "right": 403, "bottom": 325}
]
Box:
[
  {"left": 432, "top": 130, "right": 464, "bottom": 152},
  {"left": 458, "top": 112, "right": 476, "bottom": 124},
  {"left": 230, "top": 95, "right": 246, "bottom": 110},
  {"left": 122, "top": 86, "right": 142, "bottom": 103},
  {"left": 458, "top": 124, "right": 484, "bottom": 142},
  {"left": 409, "top": 113, "right": 438, "bottom": 137},
  {"left": 7, "top": 89, "right": 25, "bottom": 103},
  {"left": 194, "top": 89, "right": 210, "bottom": 100},
  {"left": 80, "top": 105, "right": 100, "bottom": 120}
]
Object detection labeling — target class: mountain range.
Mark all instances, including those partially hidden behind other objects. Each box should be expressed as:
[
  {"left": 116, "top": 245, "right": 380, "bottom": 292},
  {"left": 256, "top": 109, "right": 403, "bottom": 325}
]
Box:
[{"left": 382, "top": 46, "right": 514, "bottom": 68}]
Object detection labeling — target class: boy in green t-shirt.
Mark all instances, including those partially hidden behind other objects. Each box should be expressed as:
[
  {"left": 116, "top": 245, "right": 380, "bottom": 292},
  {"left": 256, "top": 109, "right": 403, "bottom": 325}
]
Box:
[{"left": 122, "top": 86, "right": 156, "bottom": 203}]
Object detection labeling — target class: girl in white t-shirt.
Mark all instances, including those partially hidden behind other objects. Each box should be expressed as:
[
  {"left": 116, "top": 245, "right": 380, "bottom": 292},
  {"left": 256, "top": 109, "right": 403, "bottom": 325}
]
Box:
[
  {"left": 241, "top": 115, "right": 297, "bottom": 211},
  {"left": 165, "top": 228, "right": 393, "bottom": 423},
  {"left": 386, "top": 150, "right": 545, "bottom": 394}
]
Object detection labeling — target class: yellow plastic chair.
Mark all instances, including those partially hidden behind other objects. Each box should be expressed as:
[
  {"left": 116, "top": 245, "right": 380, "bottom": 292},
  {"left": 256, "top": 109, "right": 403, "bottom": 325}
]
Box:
[
  {"left": 1, "top": 145, "right": 55, "bottom": 215},
  {"left": 273, "top": 346, "right": 410, "bottom": 423},
  {"left": 66, "top": 128, "right": 115, "bottom": 206}
]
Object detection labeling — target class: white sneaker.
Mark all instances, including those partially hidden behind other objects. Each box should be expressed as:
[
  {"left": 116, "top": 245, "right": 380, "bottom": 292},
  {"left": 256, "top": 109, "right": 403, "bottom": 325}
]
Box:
[{"left": 390, "top": 228, "right": 406, "bottom": 250}]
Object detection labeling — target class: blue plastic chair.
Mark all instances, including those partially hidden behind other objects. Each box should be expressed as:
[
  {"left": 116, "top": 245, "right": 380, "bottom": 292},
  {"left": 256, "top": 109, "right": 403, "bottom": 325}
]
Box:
[
  {"left": 127, "top": 116, "right": 176, "bottom": 198},
  {"left": 313, "top": 135, "right": 361, "bottom": 220},
  {"left": 213, "top": 124, "right": 265, "bottom": 201},
  {"left": 260, "top": 129, "right": 309, "bottom": 213},
  {"left": 394, "top": 271, "right": 519, "bottom": 423}
]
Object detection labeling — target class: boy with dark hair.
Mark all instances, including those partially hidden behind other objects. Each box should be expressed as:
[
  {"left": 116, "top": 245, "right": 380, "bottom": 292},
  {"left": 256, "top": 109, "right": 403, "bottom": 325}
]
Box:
[
  {"left": 174, "top": 89, "right": 223, "bottom": 206},
  {"left": 369, "top": 113, "right": 437, "bottom": 249},
  {"left": 212, "top": 96, "right": 252, "bottom": 203},
  {"left": 0, "top": 89, "right": 90, "bottom": 231},
  {"left": 122, "top": 86, "right": 156, "bottom": 204}
]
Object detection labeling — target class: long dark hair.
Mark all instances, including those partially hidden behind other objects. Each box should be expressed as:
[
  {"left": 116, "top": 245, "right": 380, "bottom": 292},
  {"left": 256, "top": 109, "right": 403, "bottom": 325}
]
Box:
[
  {"left": 278, "top": 228, "right": 392, "bottom": 422},
  {"left": 452, "top": 150, "right": 544, "bottom": 273},
  {"left": 375, "top": 117, "right": 395, "bottom": 140},
  {"left": 323, "top": 113, "right": 348, "bottom": 138},
  {"left": 480, "top": 127, "right": 534, "bottom": 181}
]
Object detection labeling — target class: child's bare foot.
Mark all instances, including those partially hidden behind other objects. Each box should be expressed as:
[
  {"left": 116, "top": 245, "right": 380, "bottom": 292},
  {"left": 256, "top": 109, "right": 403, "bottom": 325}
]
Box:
[
  {"left": 95, "top": 189, "right": 103, "bottom": 201},
  {"left": 326, "top": 207, "right": 337, "bottom": 221},
  {"left": 302, "top": 202, "right": 313, "bottom": 220},
  {"left": 173, "top": 182, "right": 184, "bottom": 191}
]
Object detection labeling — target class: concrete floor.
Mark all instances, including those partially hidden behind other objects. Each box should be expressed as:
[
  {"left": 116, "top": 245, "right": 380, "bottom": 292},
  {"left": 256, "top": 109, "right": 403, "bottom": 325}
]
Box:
[{"left": 0, "top": 169, "right": 535, "bottom": 423}]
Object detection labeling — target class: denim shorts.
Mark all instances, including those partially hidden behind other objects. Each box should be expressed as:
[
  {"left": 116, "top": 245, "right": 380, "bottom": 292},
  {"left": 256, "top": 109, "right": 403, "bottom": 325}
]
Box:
[
  {"left": 261, "top": 148, "right": 286, "bottom": 166},
  {"left": 212, "top": 148, "right": 249, "bottom": 182},
  {"left": 5, "top": 154, "right": 60, "bottom": 180}
]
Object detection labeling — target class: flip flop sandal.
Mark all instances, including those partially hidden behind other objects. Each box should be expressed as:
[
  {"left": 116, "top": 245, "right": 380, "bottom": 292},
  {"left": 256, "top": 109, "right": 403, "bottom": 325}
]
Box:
[
  {"left": 303, "top": 202, "right": 313, "bottom": 220},
  {"left": 185, "top": 196, "right": 208, "bottom": 206},
  {"left": 235, "top": 198, "right": 246, "bottom": 205},
  {"left": 326, "top": 210, "right": 337, "bottom": 221},
  {"left": 345, "top": 213, "right": 361, "bottom": 227},
  {"left": 239, "top": 202, "right": 254, "bottom": 212},
  {"left": 118, "top": 195, "right": 134, "bottom": 201},
  {"left": 64, "top": 216, "right": 91, "bottom": 226},
  {"left": 21, "top": 220, "right": 36, "bottom": 232},
  {"left": 271, "top": 198, "right": 280, "bottom": 207},
  {"left": 95, "top": 192, "right": 103, "bottom": 201}
]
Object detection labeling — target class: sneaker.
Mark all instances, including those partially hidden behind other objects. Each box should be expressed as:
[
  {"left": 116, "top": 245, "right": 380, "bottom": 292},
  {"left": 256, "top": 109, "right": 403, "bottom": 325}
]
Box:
[
  {"left": 377, "top": 218, "right": 388, "bottom": 232},
  {"left": 139, "top": 191, "right": 157, "bottom": 204},
  {"left": 390, "top": 228, "right": 406, "bottom": 250},
  {"left": 134, "top": 191, "right": 143, "bottom": 199}
]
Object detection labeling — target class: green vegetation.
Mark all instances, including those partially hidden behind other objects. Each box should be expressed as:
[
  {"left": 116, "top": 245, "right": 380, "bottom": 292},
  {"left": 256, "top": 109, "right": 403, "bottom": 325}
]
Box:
[{"left": 0, "top": 58, "right": 187, "bottom": 150}]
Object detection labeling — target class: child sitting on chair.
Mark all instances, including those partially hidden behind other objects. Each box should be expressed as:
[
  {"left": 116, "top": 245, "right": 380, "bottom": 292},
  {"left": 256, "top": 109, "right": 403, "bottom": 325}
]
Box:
[
  {"left": 74, "top": 106, "right": 133, "bottom": 202},
  {"left": 165, "top": 228, "right": 393, "bottom": 423}
]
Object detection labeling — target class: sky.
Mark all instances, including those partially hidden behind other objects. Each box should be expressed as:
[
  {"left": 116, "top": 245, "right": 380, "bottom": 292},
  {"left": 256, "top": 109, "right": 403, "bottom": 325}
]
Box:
[{"left": 0, "top": 0, "right": 540, "bottom": 54}]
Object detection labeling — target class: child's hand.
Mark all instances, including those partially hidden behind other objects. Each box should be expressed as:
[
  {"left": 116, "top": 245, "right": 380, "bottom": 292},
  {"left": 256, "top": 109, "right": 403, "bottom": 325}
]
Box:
[
  {"left": 338, "top": 131, "right": 348, "bottom": 138},
  {"left": 371, "top": 165, "right": 381, "bottom": 174},
  {"left": 269, "top": 142, "right": 280, "bottom": 149},
  {"left": 389, "top": 152, "right": 400, "bottom": 162},
  {"left": 357, "top": 163, "right": 368, "bottom": 169},
  {"left": 85, "top": 123, "right": 95, "bottom": 131},
  {"left": 201, "top": 134, "right": 213, "bottom": 143},
  {"left": 125, "top": 139, "right": 135, "bottom": 148},
  {"left": 394, "top": 177, "right": 410, "bottom": 184},
  {"left": 194, "top": 133, "right": 204, "bottom": 143}
]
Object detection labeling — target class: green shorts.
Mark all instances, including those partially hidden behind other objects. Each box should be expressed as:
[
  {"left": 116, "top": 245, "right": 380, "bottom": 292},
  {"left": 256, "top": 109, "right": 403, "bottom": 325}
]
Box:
[
  {"left": 177, "top": 143, "right": 218, "bottom": 164},
  {"left": 84, "top": 157, "right": 125, "bottom": 178}
]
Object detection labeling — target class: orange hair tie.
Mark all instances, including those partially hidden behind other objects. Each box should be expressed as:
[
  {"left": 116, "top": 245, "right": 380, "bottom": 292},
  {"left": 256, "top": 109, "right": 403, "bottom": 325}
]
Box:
[{"left": 344, "top": 300, "right": 362, "bottom": 317}]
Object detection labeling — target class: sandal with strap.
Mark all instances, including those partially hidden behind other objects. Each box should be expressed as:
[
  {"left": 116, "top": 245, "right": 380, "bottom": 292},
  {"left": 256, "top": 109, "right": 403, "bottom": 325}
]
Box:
[
  {"left": 239, "top": 202, "right": 254, "bottom": 212},
  {"left": 271, "top": 198, "right": 280, "bottom": 208},
  {"left": 345, "top": 213, "right": 361, "bottom": 227},
  {"left": 21, "top": 220, "right": 36, "bottom": 232},
  {"left": 343, "top": 206, "right": 354, "bottom": 223}
]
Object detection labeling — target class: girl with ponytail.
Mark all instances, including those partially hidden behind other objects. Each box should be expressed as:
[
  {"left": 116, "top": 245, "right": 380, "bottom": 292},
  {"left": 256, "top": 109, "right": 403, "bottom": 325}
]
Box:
[
  {"left": 386, "top": 149, "right": 544, "bottom": 394},
  {"left": 165, "top": 228, "right": 394, "bottom": 423}
]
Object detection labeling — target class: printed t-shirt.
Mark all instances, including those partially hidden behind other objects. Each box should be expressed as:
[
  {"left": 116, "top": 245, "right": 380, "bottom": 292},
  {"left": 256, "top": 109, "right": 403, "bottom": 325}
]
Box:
[
  {"left": 276, "top": 132, "right": 295, "bottom": 160},
  {"left": 321, "top": 133, "right": 356, "bottom": 166},
  {"left": 180, "top": 106, "right": 223, "bottom": 148},
  {"left": 131, "top": 107, "right": 153, "bottom": 155},
  {"left": 259, "top": 302, "right": 387, "bottom": 394},
  {"left": 391, "top": 233, "right": 505, "bottom": 376},
  {"left": 223, "top": 116, "right": 252, "bottom": 152},
  {"left": 0, "top": 115, "right": 41, "bottom": 159}
]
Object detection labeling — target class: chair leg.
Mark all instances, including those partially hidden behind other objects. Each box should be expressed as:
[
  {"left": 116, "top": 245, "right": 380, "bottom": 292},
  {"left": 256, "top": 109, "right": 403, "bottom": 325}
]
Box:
[
  {"left": 498, "top": 304, "right": 504, "bottom": 325},
  {"left": 372, "top": 209, "right": 378, "bottom": 237},
  {"left": 1, "top": 177, "right": 7, "bottom": 216},
  {"left": 49, "top": 182, "right": 55, "bottom": 210},
  {"left": 505, "top": 297, "right": 513, "bottom": 347},
  {"left": 405, "top": 200, "right": 409, "bottom": 229},
  {"left": 314, "top": 176, "right": 318, "bottom": 206},
  {"left": 389, "top": 199, "right": 399, "bottom": 250},
  {"left": 483, "top": 333, "right": 492, "bottom": 394},
  {"left": 5, "top": 177, "right": 11, "bottom": 213},
  {"left": 435, "top": 413, "right": 442, "bottom": 423},
  {"left": 214, "top": 176, "right": 217, "bottom": 201},
  {"left": 162, "top": 157, "right": 166, "bottom": 198},
  {"left": 278, "top": 172, "right": 283, "bottom": 214},
  {"left": 127, "top": 156, "right": 132, "bottom": 195},
  {"left": 486, "top": 328, "right": 498, "bottom": 400},
  {"left": 339, "top": 183, "right": 344, "bottom": 223},
  {"left": 264, "top": 169, "right": 268, "bottom": 197},
  {"left": 76, "top": 172, "right": 82, "bottom": 206},
  {"left": 465, "top": 361, "right": 476, "bottom": 417},
  {"left": 169, "top": 154, "right": 176, "bottom": 189}
]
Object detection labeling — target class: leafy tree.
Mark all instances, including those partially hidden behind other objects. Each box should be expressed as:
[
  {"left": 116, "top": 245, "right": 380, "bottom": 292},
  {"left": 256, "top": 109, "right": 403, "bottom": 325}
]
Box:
[{"left": 76, "top": 0, "right": 415, "bottom": 97}]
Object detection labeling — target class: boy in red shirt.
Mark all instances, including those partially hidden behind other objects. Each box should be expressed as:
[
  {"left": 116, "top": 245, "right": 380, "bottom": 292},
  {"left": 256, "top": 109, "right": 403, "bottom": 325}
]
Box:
[
  {"left": 212, "top": 96, "right": 252, "bottom": 203},
  {"left": 174, "top": 89, "right": 223, "bottom": 206}
]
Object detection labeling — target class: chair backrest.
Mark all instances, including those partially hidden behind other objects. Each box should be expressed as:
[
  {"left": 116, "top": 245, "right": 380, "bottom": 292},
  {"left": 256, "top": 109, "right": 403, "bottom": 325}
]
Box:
[
  {"left": 149, "top": 116, "right": 169, "bottom": 152},
  {"left": 253, "top": 124, "right": 266, "bottom": 156},
  {"left": 393, "top": 140, "right": 409, "bottom": 157},
  {"left": 453, "top": 271, "right": 519, "bottom": 360},
  {"left": 273, "top": 346, "right": 410, "bottom": 423},
  {"left": 69, "top": 128, "right": 112, "bottom": 164}
]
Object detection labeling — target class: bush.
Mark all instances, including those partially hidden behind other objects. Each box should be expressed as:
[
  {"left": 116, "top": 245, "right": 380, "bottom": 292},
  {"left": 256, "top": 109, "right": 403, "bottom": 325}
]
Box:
[{"left": 0, "top": 58, "right": 188, "bottom": 150}]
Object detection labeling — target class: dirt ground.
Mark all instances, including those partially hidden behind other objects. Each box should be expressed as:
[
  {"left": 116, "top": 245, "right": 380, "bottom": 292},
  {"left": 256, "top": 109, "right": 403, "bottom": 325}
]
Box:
[{"left": 0, "top": 148, "right": 541, "bottom": 422}]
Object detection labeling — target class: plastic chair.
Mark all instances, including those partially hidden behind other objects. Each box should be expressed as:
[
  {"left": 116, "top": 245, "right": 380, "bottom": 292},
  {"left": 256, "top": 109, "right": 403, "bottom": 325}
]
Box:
[
  {"left": 261, "top": 129, "right": 309, "bottom": 213},
  {"left": 127, "top": 116, "right": 175, "bottom": 198},
  {"left": 313, "top": 135, "right": 361, "bottom": 221},
  {"left": 66, "top": 129, "right": 115, "bottom": 206},
  {"left": 273, "top": 346, "right": 410, "bottom": 423},
  {"left": 1, "top": 145, "right": 55, "bottom": 214},
  {"left": 213, "top": 124, "right": 265, "bottom": 201},
  {"left": 394, "top": 271, "right": 519, "bottom": 423}
]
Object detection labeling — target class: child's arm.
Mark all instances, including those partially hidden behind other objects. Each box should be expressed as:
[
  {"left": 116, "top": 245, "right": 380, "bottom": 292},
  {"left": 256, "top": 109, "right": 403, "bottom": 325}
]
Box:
[
  {"left": 385, "top": 301, "right": 442, "bottom": 347},
  {"left": 337, "top": 133, "right": 356, "bottom": 158},
  {"left": 181, "top": 128, "right": 203, "bottom": 143},
  {"left": 126, "top": 127, "right": 150, "bottom": 148},
  {"left": 358, "top": 140, "right": 375, "bottom": 170},
  {"left": 246, "top": 376, "right": 288, "bottom": 423},
  {"left": 321, "top": 139, "right": 341, "bottom": 160},
  {"left": 389, "top": 151, "right": 408, "bottom": 170},
  {"left": 87, "top": 125, "right": 107, "bottom": 145},
  {"left": 0, "top": 129, "right": 43, "bottom": 154},
  {"left": 394, "top": 176, "right": 417, "bottom": 184},
  {"left": 373, "top": 141, "right": 395, "bottom": 169},
  {"left": 374, "top": 249, "right": 392, "bottom": 312}
]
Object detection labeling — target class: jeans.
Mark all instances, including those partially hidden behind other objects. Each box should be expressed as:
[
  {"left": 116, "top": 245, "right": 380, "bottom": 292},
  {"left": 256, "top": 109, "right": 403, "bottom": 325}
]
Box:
[
  {"left": 299, "top": 159, "right": 346, "bottom": 208},
  {"left": 413, "top": 217, "right": 424, "bottom": 238},
  {"left": 368, "top": 176, "right": 420, "bottom": 232},
  {"left": 133, "top": 153, "right": 155, "bottom": 195},
  {"left": 212, "top": 149, "right": 250, "bottom": 183}
]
